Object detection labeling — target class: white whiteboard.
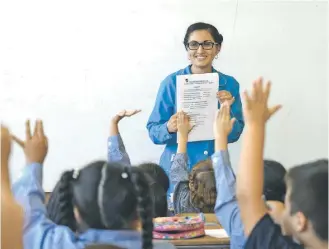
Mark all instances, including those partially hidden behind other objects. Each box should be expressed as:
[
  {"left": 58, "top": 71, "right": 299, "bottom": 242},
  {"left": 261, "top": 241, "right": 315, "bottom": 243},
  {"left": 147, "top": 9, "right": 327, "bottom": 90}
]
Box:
[{"left": 0, "top": 0, "right": 327, "bottom": 191}]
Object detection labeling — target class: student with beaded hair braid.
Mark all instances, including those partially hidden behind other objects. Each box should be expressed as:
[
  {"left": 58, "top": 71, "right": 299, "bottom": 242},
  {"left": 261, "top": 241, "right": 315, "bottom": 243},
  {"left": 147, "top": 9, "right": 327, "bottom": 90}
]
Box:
[
  {"left": 47, "top": 109, "right": 169, "bottom": 227},
  {"left": 11, "top": 120, "right": 175, "bottom": 249}
]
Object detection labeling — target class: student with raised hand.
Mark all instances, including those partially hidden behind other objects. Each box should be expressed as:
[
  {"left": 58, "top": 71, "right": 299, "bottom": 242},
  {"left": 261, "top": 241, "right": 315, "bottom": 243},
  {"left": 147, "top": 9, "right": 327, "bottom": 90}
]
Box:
[
  {"left": 170, "top": 111, "right": 216, "bottom": 214},
  {"left": 236, "top": 78, "right": 328, "bottom": 249},
  {"left": 1, "top": 125, "right": 24, "bottom": 249},
  {"left": 108, "top": 109, "right": 170, "bottom": 193},
  {"left": 47, "top": 110, "right": 168, "bottom": 227},
  {"left": 108, "top": 110, "right": 168, "bottom": 217},
  {"left": 47, "top": 110, "right": 141, "bottom": 227},
  {"left": 12, "top": 120, "right": 175, "bottom": 249},
  {"left": 212, "top": 102, "right": 288, "bottom": 249},
  {"left": 108, "top": 109, "right": 141, "bottom": 165},
  {"left": 211, "top": 102, "right": 245, "bottom": 249}
]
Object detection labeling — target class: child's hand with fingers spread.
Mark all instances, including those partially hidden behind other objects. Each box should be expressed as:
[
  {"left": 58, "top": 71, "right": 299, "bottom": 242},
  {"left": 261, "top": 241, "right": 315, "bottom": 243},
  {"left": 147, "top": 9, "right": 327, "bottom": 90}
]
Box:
[
  {"left": 213, "top": 102, "right": 236, "bottom": 139},
  {"left": 12, "top": 120, "right": 48, "bottom": 165},
  {"left": 112, "top": 109, "right": 141, "bottom": 124},
  {"left": 243, "top": 78, "right": 282, "bottom": 125},
  {"left": 177, "top": 111, "right": 193, "bottom": 140}
]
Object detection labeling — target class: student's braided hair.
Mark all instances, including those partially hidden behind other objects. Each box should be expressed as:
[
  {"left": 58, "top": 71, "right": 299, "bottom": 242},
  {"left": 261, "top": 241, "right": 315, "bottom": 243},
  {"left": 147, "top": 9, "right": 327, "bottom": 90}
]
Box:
[
  {"left": 94, "top": 162, "right": 154, "bottom": 249},
  {"left": 47, "top": 161, "right": 154, "bottom": 248},
  {"left": 47, "top": 170, "right": 76, "bottom": 231},
  {"left": 131, "top": 168, "right": 154, "bottom": 249}
]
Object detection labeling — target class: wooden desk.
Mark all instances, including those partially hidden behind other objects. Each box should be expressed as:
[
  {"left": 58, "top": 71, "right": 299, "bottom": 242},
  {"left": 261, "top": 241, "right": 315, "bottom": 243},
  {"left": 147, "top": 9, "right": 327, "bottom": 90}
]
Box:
[{"left": 157, "top": 214, "right": 230, "bottom": 249}]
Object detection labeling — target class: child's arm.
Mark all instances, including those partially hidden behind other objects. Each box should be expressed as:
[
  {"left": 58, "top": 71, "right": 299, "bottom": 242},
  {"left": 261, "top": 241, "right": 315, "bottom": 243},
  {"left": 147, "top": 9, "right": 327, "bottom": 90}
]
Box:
[
  {"left": 11, "top": 120, "right": 85, "bottom": 249},
  {"left": 170, "top": 112, "right": 199, "bottom": 214},
  {"left": 236, "top": 79, "right": 281, "bottom": 236},
  {"left": 1, "top": 125, "right": 24, "bottom": 249},
  {"left": 170, "top": 111, "right": 191, "bottom": 188},
  {"left": 107, "top": 110, "right": 141, "bottom": 166},
  {"left": 212, "top": 103, "right": 245, "bottom": 248}
]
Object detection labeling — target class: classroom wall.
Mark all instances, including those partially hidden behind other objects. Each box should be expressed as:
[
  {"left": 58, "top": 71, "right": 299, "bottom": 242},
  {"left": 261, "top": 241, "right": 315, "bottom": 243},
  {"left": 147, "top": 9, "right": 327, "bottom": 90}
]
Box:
[{"left": 1, "top": 0, "right": 327, "bottom": 191}]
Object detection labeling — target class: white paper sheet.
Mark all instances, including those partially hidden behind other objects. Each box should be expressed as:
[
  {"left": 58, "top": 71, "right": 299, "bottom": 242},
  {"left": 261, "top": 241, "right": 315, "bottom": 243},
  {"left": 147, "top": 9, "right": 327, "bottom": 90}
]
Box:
[
  {"left": 205, "top": 229, "right": 229, "bottom": 239},
  {"left": 176, "top": 73, "right": 219, "bottom": 142}
]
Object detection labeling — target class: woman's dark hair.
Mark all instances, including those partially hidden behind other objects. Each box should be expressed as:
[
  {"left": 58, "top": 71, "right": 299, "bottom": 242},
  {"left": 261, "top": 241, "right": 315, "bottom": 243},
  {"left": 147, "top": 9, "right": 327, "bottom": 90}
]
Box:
[
  {"left": 47, "top": 161, "right": 154, "bottom": 249},
  {"left": 183, "top": 22, "right": 224, "bottom": 49}
]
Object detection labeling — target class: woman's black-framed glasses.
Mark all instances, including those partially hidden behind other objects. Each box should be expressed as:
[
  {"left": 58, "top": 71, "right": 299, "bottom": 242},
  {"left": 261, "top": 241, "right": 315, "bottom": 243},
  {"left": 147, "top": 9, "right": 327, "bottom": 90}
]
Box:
[{"left": 187, "top": 41, "right": 218, "bottom": 50}]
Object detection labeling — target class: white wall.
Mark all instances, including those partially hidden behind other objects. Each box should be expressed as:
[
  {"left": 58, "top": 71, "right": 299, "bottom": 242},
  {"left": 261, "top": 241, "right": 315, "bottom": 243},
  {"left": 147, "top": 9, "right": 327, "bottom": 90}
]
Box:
[{"left": 0, "top": 0, "right": 327, "bottom": 191}]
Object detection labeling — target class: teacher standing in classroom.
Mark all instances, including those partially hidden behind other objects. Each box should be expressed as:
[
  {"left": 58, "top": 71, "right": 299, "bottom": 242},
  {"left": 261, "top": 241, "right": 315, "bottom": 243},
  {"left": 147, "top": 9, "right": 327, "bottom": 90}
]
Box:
[{"left": 147, "top": 22, "right": 244, "bottom": 190}]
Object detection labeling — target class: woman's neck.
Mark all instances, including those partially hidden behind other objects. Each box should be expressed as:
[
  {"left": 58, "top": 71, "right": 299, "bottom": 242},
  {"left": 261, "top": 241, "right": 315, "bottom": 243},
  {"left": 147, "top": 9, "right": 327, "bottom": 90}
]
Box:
[{"left": 191, "top": 65, "right": 212, "bottom": 74}]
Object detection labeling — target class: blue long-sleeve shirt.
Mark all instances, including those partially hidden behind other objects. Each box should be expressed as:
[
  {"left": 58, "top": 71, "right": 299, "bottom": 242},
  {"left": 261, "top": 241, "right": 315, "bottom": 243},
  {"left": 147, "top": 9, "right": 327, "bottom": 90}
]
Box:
[
  {"left": 147, "top": 65, "right": 244, "bottom": 197},
  {"left": 12, "top": 162, "right": 175, "bottom": 249},
  {"left": 212, "top": 151, "right": 245, "bottom": 249},
  {"left": 107, "top": 134, "right": 131, "bottom": 166}
]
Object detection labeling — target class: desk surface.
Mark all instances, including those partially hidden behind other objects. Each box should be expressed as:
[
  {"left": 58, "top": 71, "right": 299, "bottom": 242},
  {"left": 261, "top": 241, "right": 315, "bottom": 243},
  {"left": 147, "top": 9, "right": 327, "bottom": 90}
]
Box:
[{"left": 156, "top": 214, "right": 230, "bottom": 247}]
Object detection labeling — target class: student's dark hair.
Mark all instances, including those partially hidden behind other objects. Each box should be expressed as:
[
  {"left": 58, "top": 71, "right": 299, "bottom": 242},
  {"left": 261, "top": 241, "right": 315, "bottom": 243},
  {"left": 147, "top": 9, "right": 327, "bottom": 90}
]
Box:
[
  {"left": 151, "top": 185, "right": 167, "bottom": 217},
  {"left": 138, "top": 163, "right": 169, "bottom": 192},
  {"left": 47, "top": 170, "right": 76, "bottom": 231},
  {"left": 286, "top": 159, "right": 328, "bottom": 241},
  {"left": 142, "top": 172, "right": 168, "bottom": 217},
  {"left": 51, "top": 161, "right": 154, "bottom": 249},
  {"left": 130, "top": 167, "right": 154, "bottom": 249},
  {"left": 263, "top": 160, "right": 287, "bottom": 202},
  {"left": 183, "top": 22, "right": 224, "bottom": 49}
]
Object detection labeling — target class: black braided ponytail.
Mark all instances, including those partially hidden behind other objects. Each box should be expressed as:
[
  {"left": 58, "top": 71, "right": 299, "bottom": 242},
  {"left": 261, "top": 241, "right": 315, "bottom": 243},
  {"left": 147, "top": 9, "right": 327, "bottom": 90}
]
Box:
[
  {"left": 132, "top": 168, "right": 154, "bottom": 249},
  {"left": 47, "top": 170, "right": 76, "bottom": 231},
  {"left": 80, "top": 162, "right": 154, "bottom": 248}
]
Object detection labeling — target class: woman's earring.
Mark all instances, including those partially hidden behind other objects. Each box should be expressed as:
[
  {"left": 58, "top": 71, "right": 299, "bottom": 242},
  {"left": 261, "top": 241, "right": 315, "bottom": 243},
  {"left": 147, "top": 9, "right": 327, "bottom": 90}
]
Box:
[{"left": 215, "top": 55, "right": 219, "bottom": 59}]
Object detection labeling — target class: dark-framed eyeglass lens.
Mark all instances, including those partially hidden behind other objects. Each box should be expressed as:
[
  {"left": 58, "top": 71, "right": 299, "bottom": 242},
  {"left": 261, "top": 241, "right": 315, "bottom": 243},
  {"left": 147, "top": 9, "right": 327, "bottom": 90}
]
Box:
[{"left": 187, "top": 41, "right": 218, "bottom": 50}]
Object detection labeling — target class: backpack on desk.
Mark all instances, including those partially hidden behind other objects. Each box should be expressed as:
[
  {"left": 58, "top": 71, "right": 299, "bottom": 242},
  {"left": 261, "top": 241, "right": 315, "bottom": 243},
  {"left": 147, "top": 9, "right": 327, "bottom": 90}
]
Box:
[{"left": 153, "top": 214, "right": 205, "bottom": 240}]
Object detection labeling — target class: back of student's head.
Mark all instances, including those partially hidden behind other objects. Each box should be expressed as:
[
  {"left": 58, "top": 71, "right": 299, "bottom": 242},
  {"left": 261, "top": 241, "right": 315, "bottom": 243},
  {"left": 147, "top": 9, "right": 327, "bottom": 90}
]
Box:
[
  {"left": 285, "top": 159, "right": 328, "bottom": 242},
  {"left": 138, "top": 163, "right": 169, "bottom": 192},
  {"left": 51, "top": 161, "right": 154, "bottom": 249},
  {"left": 189, "top": 159, "right": 216, "bottom": 213},
  {"left": 145, "top": 176, "right": 168, "bottom": 217},
  {"left": 138, "top": 163, "right": 168, "bottom": 217},
  {"left": 263, "top": 160, "right": 287, "bottom": 202}
]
